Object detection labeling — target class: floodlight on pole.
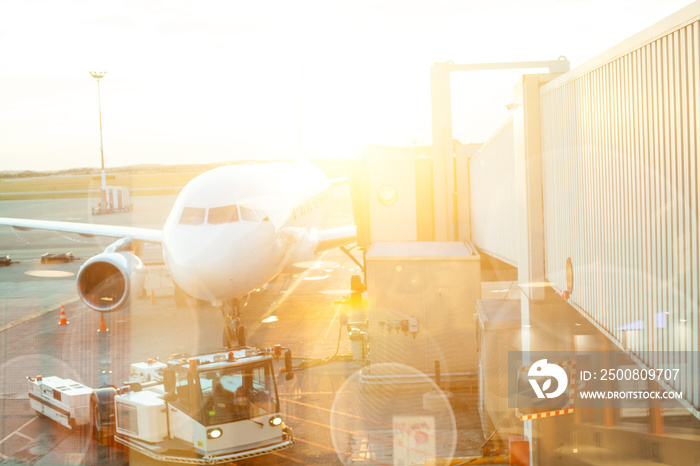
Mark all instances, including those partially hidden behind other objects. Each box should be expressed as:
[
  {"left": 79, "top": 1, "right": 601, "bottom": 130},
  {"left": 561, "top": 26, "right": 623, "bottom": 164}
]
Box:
[{"left": 89, "top": 71, "right": 108, "bottom": 203}]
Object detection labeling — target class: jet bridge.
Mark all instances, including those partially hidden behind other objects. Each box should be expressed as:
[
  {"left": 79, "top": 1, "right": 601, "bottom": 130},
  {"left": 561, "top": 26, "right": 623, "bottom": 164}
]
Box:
[
  {"left": 363, "top": 241, "right": 480, "bottom": 385},
  {"left": 463, "top": 4, "right": 700, "bottom": 464}
]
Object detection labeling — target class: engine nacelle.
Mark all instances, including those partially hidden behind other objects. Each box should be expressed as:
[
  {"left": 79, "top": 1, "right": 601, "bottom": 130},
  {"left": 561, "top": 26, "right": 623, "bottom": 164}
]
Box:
[{"left": 76, "top": 252, "right": 145, "bottom": 312}]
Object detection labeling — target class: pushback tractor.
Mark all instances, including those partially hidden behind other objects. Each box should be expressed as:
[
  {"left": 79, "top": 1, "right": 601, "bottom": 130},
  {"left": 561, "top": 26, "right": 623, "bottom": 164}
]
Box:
[{"left": 27, "top": 347, "right": 294, "bottom": 464}]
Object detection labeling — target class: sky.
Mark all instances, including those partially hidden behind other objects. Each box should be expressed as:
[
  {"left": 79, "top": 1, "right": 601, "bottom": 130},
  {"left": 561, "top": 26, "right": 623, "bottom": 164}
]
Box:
[{"left": 0, "top": 0, "right": 695, "bottom": 171}]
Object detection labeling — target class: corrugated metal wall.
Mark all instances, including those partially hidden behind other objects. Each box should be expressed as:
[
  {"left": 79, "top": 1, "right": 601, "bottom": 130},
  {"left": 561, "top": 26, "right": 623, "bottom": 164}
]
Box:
[
  {"left": 469, "top": 117, "right": 518, "bottom": 266},
  {"left": 540, "top": 16, "right": 699, "bottom": 414}
]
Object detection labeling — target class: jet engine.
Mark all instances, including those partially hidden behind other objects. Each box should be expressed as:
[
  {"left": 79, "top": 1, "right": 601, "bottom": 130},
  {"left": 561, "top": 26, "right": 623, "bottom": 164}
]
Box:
[{"left": 76, "top": 252, "right": 145, "bottom": 312}]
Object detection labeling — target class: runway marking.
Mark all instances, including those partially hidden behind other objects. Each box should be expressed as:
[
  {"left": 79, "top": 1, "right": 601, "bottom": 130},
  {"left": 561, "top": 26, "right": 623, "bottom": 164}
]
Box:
[
  {"left": 0, "top": 416, "right": 36, "bottom": 446},
  {"left": 322, "top": 303, "right": 344, "bottom": 342},
  {"left": 291, "top": 260, "right": 338, "bottom": 269},
  {"left": 54, "top": 231, "right": 91, "bottom": 244},
  {"left": 285, "top": 413, "right": 393, "bottom": 446},
  {"left": 0, "top": 297, "right": 79, "bottom": 333},
  {"left": 25, "top": 270, "right": 74, "bottom": 278},
  {"left": 278, "top": 391, "right": 335, "bottom": 396},
  {"left": 283, "top": 399, "right": 446, "bottom": 444},
  {"left": 271, "top": 450, "right": 312, "bottom": 465},
  {"left": 0, "top": 393, "right": 28, "bottom": 400},
  {"left": 12, "top": 431, "right": 32, "bottom": 441},
  {"left": 282, "top": 397, "right": 389, "bottom": 426},
  {"left": 247, "top": 251, "right": 330, "bottom": 337},
  {"left": 285, "top": 412, "right": 437, "bottom": 458},
  {"left": 294, "top": 437, "right": 390, "bottom": 466},
  {"left": 292, "top": 341, "right": 304, "bottom": 356},
  {"left": 318, "top": 289, "right": 352, "bottom": 295}
]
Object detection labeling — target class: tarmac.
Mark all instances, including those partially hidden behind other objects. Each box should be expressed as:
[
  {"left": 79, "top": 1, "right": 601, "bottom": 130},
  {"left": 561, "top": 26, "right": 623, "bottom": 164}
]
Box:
[{"left": 0, "top": 190, "right": 486, "bottom": 465}]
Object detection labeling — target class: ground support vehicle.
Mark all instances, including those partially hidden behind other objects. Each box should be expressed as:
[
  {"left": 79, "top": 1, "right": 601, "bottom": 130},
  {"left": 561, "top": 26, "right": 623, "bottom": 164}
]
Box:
[
  {"left": 92, "top": 186, "right": 133, "bottom": 215},
  {"left": 40, "top": 252, "right": 76, "bottom": 263},
  {"left": 27, "top": 376, "right": 92, "bottom": 429},
  {"left": 27, "top": 347, "right": 294, "bottom": 464}
]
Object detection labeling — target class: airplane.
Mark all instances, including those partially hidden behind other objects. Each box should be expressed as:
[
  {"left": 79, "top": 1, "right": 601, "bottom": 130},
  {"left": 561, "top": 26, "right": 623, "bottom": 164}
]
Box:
[{"left": 0, "top": 160, "right": 356, "bottom": 346}]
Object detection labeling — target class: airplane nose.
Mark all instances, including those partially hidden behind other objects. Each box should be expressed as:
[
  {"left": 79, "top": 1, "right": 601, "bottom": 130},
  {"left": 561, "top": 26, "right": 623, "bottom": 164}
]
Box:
[
  {"left": 164, "top": 232, "right": 237, "bottom": 298},
  {"left": 162, "top": 222, "right": 276, "bottom": 301}
]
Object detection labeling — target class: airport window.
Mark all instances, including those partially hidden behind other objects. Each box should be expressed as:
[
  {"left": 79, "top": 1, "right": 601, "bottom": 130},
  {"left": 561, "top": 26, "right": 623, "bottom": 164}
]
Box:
[
  {"left": 240, "top": 205, "right": 261, "bottom": 222},
  {"left": 178, "top": 207, "right": 206, "bottom": 225},
  {"left": 208, "top": 205, "right": 239, "bottom": 224}
]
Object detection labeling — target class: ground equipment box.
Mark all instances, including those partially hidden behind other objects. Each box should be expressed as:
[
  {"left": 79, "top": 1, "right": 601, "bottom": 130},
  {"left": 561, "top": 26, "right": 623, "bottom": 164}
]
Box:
[
  {"left": 475, "top": 299, "right": 524, "bottom": 440},
  {"left": 364, "top": 241, "right": 480, "bottom": 385}
]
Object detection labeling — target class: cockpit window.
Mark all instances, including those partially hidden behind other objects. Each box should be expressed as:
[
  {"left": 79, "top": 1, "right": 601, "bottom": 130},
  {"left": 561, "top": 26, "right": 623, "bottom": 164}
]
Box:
[
  {"left": 179, "top": 207, "right": 206, "bottom": 225},
  {"left": 239, "top": 205, "right": 261, "bottom": 222},
  {"left": 253, "top": 204, "right": 269, "bottom": 221},
  {"left": 208, "top": 205, "right": 239, "bottom": 225},
  {"left": 239, "top": 203, "right": 269, "bottom": 222}
]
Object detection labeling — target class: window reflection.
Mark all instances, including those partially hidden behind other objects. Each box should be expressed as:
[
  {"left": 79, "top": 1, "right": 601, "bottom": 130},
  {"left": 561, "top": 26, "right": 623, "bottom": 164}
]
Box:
[
  {"left": 208, "top": 205, "right": 239, "bottom": 224},
  {"left": 199, "top": 362, "right": 278, "bottom": 426},
  {"left": 178, "top": 204, "right": 268, "bottom": 225},
  {"left": 239, "top": 205, "right": 261, "bottom": 222},
  {"left": 178, "top": 207, "right": 206, "bottom": 225}
]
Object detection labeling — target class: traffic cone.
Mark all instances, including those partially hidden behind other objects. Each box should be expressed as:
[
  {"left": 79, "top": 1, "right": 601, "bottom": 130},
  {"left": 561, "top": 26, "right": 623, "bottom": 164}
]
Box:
[
  {"left": 58, "top": 306, "right": 69, "bottom": 325},
  {"left": 98, "top": 313, "right": 108, "bottom": 333},
  {"left": 150, "top": 289, "right": 156, "bottom": 305}
]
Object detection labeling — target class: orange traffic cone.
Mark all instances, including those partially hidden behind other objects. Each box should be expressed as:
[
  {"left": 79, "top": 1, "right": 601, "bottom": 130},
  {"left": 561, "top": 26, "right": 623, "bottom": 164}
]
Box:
[
  {"left": 58, "top": 306, "right": 69, "bottom": 325},
  {"left": 97, "top": 313, "right": 108, "bottom": 333},
  {"left": 150, "top": 289, "right": 156, "bottom": 305}
]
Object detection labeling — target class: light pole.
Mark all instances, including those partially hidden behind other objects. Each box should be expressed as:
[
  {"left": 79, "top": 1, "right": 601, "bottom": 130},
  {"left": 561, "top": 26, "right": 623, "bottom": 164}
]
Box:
[{"left": 89, "top": 71, "right": 107, "bottom": 205}]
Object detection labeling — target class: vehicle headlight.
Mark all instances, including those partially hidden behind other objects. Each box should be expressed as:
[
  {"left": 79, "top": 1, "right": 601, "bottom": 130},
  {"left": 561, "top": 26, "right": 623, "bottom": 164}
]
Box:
[
  {"left": 207, "top": 428, "right": 223, "bottom": 439},
  {"left": 269, "top": 416, "right": 283, "bottom": 427}
]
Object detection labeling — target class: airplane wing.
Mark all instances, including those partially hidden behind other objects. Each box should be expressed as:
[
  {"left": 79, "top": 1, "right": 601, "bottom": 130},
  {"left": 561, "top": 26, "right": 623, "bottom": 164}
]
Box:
[
  {"left": 0, "top": 217, "right": 162, "bottom": 243},
  {"left": 315, "top": 225, "right": 356, "bottom": 253}
]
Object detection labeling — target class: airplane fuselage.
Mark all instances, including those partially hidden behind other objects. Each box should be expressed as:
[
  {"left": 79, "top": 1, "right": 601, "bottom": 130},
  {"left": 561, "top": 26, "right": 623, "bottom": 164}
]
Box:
[
  {"left": 0, "top": 160, "right": 353, "bottom": 315},
  {"left": 162, "top": 162, "right": 331, "bottom": 304}
]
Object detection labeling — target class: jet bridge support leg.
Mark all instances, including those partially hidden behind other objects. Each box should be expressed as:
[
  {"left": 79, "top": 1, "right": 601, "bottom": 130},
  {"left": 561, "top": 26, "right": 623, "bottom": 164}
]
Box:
[{"left": 221, "top": 298, "right": 247, "bottom": 348}]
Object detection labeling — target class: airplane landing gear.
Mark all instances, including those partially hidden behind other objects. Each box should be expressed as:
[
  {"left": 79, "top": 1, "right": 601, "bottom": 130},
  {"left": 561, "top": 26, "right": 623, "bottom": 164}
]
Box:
[{"left": 221, "top": 298, "right": 247, "bottom": 348}]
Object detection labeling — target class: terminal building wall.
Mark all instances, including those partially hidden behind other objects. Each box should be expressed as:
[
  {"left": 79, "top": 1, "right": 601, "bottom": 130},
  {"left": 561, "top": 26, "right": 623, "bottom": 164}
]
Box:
[{"left": 539, "top": 5, "right": 700, "bottom": 417}]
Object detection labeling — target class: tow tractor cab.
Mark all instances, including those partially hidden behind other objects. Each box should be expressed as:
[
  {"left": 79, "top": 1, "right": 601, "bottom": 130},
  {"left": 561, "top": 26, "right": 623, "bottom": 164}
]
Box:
[{"left": 29, "top": 347, "right": 293, "bottom": 464}]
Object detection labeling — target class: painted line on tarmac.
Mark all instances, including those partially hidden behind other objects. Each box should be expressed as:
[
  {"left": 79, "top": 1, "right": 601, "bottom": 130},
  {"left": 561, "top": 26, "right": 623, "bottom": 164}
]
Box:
[
  {"left": 0, "top": 297, "right": 79, "bottom": 333},
  {"left": 247, "top": 251, "right": 330, "bottom": 337},
  {"left": 271, "top": 450, "right": 312, "bottom": 465},
  {"left": 278, "top": 391, "right": 335, "bottom": 396},
  {"left": 281, "top": 398, "right": 395, "bottom": 430},
  {"left": 322, "top": 303, "right": 344, "bottom": 342},
  {"left": 294, "top": 437, "right": 390, "bottom": 466},
  {"left": 283, "top": 412, "right": 425, "bottom": 453},
  {"left": 0, "top": 417, "right": 36, "bottom": 446},
  {"left": 12, "top": 431, "right": 32, "bottom": 441}
]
